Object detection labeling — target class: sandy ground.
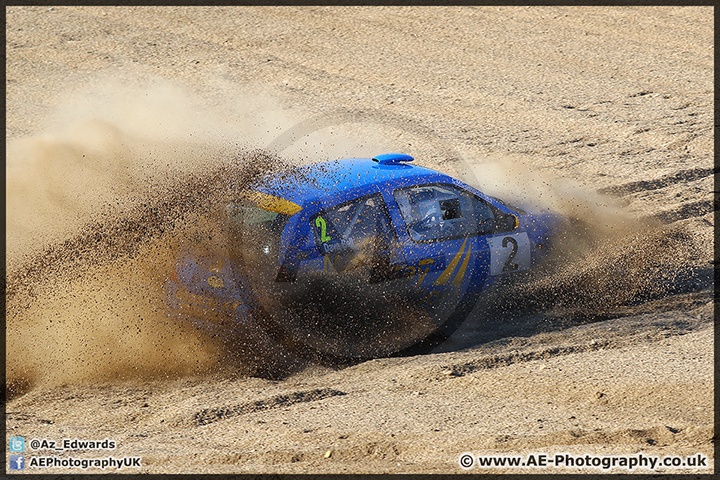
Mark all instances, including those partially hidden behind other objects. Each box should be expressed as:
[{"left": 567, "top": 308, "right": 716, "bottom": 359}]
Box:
[{"left": 5, "top": 6, "right": 714, "bottom": 474}]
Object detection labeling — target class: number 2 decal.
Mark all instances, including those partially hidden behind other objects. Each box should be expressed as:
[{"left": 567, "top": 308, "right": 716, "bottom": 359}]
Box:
[
  {"left": 502, "top": 236, "right": 519, "bottom": 271},
  {"left": 315, "top": 216, "right": 332, "bottom": 242},
  {"left": 488, "top": 232, "right": 530, "bottom": 276}
]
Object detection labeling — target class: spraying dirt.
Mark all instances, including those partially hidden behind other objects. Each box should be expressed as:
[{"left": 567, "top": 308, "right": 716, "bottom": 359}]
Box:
[{"left": 7, "top": 114, "right": 707, "bottom": 399}]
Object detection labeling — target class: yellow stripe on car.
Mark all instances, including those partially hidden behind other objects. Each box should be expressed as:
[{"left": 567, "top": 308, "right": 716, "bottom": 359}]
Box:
[
  {"left": 451, "top": 242, "right": 472, "bottom": 288},
  {"left": 434, "top": 235, "right": 469, "bottom": 286}
]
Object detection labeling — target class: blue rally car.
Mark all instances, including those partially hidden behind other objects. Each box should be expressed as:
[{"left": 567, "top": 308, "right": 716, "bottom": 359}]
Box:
[{"left": 166, "top": 153, "right": 561, "bottom": 364}]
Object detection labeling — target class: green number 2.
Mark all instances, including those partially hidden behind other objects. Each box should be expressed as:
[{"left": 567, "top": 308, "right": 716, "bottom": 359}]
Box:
[{"left": 315, "top": 216, "right": 332, "bottom": 242}]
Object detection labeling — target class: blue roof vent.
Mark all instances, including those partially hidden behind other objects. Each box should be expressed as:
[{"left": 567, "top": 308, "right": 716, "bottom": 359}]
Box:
[{"left": 372, "top": 153, "right": 414, "bottom": 165}]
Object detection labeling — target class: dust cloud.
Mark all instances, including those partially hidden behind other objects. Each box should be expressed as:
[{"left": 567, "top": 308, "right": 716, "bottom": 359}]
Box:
[
  {"left": 7, "top": 77, "right": 296, "bottom": 267},
  {"left": 6, "top": 77, "right": 307, "bottom": 398}
]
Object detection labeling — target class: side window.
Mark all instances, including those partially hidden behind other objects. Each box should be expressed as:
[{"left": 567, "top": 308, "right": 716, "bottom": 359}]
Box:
[
  {"left": 312, "top": 193, "right": 394, "bottom": 255},
  {"left": 393, "top": 185, "right": 497, "bottom": 242}
]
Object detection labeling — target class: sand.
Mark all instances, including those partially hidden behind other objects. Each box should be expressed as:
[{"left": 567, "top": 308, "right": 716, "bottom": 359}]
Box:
[{"left": 5, "top": 6, "right": 714, "bottom": 474}]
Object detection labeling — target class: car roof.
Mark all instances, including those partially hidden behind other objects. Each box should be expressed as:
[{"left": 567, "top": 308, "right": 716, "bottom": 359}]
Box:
[{"left": 253, "top": 156, "right": 452, "bottom": 207}]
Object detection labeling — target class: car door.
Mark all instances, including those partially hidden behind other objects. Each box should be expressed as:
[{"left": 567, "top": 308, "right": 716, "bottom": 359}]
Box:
[
  {"left": 385, "top": 183, "right": 495, "bottom": 321},
  {"left": 268, "top": 192, "right": 424, "bottom": 359},
  {"left": 309, "top": 192, "right": 397, "bottom": 278}
]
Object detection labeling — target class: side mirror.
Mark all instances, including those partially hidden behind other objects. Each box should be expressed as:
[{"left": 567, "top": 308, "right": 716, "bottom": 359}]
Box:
[{"left": 496, "top": 213, "right": 519, "bottom": 232}]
